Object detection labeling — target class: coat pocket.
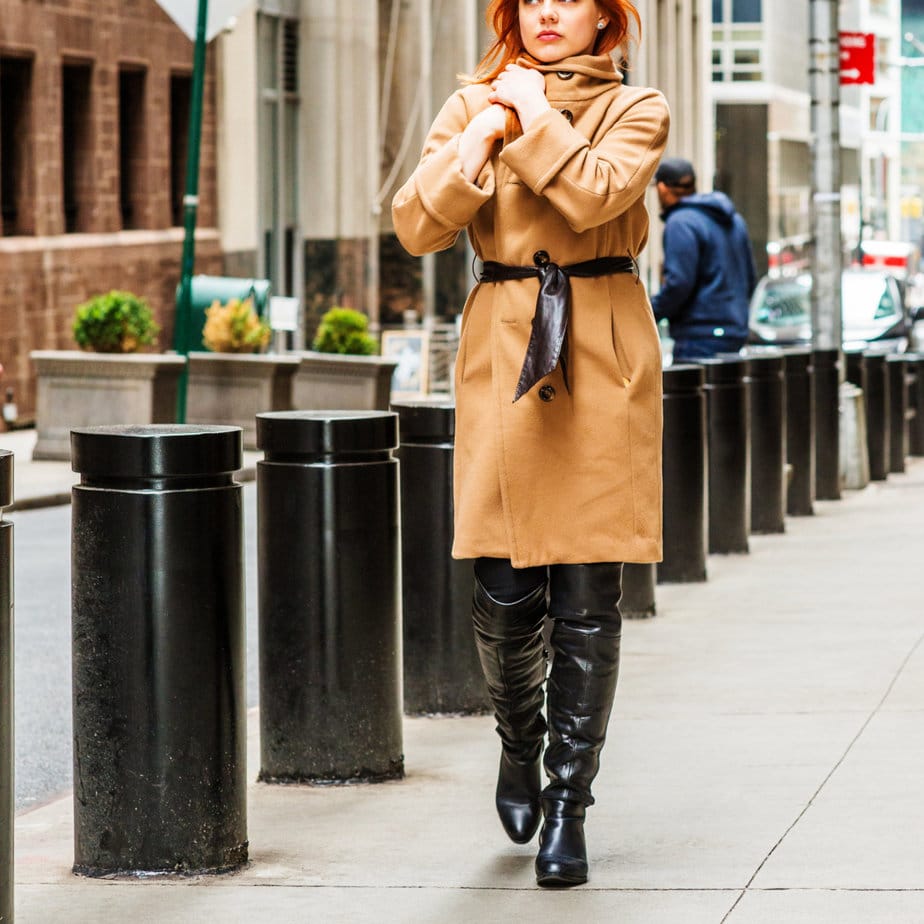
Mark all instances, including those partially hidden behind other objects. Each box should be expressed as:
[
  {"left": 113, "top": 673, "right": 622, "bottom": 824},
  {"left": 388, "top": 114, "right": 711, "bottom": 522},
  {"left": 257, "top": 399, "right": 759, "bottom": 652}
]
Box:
[
  {"left": 607, "top": 280, "right": 629, "bottom": 385},
  {"left": 455, "top": 286, "right": 479, "bottom": 385}
]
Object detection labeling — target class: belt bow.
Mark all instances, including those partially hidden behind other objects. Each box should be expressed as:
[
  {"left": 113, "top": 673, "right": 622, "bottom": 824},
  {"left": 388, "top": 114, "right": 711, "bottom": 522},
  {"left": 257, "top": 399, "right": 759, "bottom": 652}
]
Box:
[{"left": 479, "top": 252, "right": 636, "bottom": 402}]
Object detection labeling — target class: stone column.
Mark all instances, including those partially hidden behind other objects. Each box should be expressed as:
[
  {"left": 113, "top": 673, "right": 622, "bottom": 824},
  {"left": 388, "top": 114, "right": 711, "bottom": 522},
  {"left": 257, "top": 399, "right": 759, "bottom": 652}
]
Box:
[
  {"left": 301, "top": 0, "right": 380, "bottom": 333},
  {"left": 632, "top": 0, "right": 712, "bottom": 291},
  {"left": 377, "top": 0, "right": 480, "bottom": 326}
]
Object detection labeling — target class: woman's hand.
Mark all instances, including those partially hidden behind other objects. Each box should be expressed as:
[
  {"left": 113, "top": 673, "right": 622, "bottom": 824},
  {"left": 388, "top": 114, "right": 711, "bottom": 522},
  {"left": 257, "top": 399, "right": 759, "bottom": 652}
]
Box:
[
  {"left": 489, "top": 65, "right": 550, "bottom": 131},
  {"left": 458, "top": 103, "right": 508, "bottom": 183}
]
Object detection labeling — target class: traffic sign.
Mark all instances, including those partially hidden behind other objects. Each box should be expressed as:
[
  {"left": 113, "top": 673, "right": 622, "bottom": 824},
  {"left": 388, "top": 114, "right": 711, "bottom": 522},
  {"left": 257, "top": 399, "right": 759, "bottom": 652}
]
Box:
[
  {"left": 152, "top": 0, "right": 251, "bottom": 42},
  {"left": 839, "top": 32, "right": 875, "bottom": 85}
]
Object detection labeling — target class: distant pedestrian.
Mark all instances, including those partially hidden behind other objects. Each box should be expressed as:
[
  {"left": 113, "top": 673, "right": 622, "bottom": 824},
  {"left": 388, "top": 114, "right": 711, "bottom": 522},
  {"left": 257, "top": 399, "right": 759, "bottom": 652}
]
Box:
[
  {"left": 651, "top": 157, "right": 757, "bottom": 361},
  {"left": 394, "top": 0, "right": 668, "bottom": 889}
]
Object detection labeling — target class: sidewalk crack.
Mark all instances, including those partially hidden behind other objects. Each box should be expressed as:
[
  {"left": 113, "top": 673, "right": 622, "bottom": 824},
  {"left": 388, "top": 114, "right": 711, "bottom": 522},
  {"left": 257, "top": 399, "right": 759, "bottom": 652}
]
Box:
[{"left": 720, "top": 629, "right": 924, "bottom": 922}]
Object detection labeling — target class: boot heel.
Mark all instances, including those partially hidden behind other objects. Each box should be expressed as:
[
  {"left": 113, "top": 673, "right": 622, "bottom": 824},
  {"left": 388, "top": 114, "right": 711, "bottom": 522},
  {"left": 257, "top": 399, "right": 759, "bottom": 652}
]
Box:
[{"left": 535, "top": 800, "right": 588, "bottom": 887}]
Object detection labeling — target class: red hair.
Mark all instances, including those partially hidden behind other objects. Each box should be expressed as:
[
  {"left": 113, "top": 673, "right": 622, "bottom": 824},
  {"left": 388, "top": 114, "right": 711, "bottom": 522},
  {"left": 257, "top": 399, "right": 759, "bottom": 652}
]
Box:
[{"left": 471, "top": 0, "right": 641, "bottom": 83}]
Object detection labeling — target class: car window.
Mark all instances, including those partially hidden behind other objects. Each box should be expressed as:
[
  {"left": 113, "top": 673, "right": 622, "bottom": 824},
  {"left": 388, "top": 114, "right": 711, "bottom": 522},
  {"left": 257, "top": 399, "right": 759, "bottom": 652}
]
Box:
[{"left": 755, "top": 279, "right": 810, "bottom": 326}]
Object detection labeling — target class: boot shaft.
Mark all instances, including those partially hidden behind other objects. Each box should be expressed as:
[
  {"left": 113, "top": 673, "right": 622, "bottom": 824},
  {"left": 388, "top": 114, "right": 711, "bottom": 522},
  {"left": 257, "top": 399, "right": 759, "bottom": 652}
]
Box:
[{"left": 543, "top": 563, "right": 623, "bottom": 806}]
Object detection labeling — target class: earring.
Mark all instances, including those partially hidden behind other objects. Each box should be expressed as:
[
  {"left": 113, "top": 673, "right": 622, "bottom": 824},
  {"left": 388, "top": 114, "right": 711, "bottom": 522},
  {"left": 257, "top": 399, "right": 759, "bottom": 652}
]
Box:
[{"left": 597, "top": 21, "right": 606, "bottom": 30}]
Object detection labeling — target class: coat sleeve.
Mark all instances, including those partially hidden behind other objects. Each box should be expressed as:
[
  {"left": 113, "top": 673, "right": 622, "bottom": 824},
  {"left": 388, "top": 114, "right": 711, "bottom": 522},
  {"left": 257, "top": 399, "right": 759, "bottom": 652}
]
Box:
[
  {"left": 498, "top": 88, "right": 670, "bottom": 234},
  {"left": 391, "top": 90, "right": 496, "bottom": 257},
  {"left": 651, "top": 214, "right": 701, "bottom": 322}
]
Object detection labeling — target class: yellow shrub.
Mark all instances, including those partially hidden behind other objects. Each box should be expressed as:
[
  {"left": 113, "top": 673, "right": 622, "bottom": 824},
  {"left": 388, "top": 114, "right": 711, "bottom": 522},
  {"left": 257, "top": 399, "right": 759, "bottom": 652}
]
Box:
[{"left": 202, "top": 298, "right": 271, "bottom": 353}]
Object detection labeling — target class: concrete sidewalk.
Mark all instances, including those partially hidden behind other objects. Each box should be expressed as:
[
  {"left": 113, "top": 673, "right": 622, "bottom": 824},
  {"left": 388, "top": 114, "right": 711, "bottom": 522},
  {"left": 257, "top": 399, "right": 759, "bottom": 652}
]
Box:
[{"left": 6, "top": 428, "right": 924, "bottom": 922}]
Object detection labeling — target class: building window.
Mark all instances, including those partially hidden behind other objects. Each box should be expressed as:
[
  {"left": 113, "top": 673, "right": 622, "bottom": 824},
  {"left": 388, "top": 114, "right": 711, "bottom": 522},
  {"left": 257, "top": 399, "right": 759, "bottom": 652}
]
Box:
[
  {"left": 732, "top": 0, "right": 761, "bottom": 23},
  {"left": 118, "top": 66, "right": 147, "bottom": 230},
  {"left": 0, "top": 55, "right": 35, "bottom": 237},
  {"left": 713, "top": 0, "right": 762, "bottom": 24},
  {"left": 62, "top": 61, "right": 94, "bottom": 233},
  {"left": 870, "top": 97, "right": 889, "bottom": 133},
  {"left": 170, "top": 74, "right": 192, "bottom": 227},
  {"left": 877, "top": 36, "right": 890, "bottom": 80},
  {"left": 258, "top": 12, "right": 300, "bottom": 296},
  {"left": 712, "top": 0, "right": 764, "bottom": 82}
]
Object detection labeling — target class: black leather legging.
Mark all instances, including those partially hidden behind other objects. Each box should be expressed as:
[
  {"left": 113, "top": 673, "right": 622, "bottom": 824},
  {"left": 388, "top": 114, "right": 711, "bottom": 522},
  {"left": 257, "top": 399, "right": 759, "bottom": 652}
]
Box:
[{"left": 474, "top": 557, "right": 547, "bottom": 604}]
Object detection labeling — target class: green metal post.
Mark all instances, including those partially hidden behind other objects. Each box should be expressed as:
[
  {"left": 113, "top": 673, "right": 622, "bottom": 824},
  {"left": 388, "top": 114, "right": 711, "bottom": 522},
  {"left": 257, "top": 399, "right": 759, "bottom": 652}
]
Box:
[{"left": 174, "top": 0, "right": 209, "bottom": 423}]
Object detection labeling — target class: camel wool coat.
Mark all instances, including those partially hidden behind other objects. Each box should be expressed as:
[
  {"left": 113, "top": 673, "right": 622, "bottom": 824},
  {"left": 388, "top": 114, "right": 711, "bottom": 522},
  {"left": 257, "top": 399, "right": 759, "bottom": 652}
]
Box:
[{"left": 393, "top": 53, "right": 670, "bottom": 568}]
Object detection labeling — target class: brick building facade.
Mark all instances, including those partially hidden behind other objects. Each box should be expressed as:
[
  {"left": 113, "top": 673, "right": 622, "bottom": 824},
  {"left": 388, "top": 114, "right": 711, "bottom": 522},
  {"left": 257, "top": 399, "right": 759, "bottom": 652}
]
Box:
[{"left": 0, "top": 0, "right": 221, "bottom": 420}]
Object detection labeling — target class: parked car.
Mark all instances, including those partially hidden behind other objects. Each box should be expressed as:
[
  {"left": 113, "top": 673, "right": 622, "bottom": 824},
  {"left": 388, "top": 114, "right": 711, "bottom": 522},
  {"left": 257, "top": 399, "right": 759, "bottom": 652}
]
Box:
[{"left": 748, "top": 268, "right": 913, "bottom": 352}]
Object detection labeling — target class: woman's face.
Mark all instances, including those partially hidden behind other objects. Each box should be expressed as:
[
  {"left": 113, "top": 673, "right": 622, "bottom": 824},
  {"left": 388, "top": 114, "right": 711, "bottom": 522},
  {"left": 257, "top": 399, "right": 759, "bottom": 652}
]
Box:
[{"left": 518, "top": 0, "right": 604, "bottom": 63}]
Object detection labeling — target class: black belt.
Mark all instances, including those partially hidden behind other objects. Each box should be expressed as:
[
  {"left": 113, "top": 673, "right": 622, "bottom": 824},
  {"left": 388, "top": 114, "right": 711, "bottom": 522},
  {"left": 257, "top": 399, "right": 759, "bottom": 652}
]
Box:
[{"left": 480, "top": 253, "right": 636, "bottom": 402}]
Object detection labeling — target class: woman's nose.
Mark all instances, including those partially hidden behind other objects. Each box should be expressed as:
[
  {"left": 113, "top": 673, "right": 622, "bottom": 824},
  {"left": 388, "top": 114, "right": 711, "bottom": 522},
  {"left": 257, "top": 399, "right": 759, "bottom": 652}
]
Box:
[{"left": 538, "top": 1, "right": 557, "bottom": 21}]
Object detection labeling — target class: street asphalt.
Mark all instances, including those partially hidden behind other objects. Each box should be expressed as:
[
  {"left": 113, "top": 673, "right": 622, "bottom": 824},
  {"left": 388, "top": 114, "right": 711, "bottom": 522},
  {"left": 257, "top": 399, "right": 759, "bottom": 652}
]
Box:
[{"left": 2, "top": 426, "right": 924, "bottom": 922}]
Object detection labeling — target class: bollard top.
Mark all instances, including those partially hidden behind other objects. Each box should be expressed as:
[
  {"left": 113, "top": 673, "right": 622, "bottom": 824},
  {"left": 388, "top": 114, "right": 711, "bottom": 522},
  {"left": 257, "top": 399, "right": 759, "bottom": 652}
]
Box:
[
  {"left": 742, "top": 351, "right": 784, "bottom": 378},
  {"left": 256, "top": 410, "right": 398, "bottom": 455},
  {"left": 662, "top": 363, "right": 705, "bottom": 393},
  {"left": 861, "top": 349, "right": 887, "bottom": 367},
  {"left": 0, "top": 450, "right": 11, "bottom": 509},
  {"left": 70, "top": 425, "right": 243, "bottom": 478},
  {"left": 781, "top": 347, "right": 812, "bottom": 375},
  {"left": 886, "top": 351, "right": 919, "bottom": 364},
  {"left": 697, "top": 356, "right": 748, "bottom": 386},
  {"left": 811, "top": 347, "right": 841, "bottom": 365},
  {"left": 392, "top": 401, "right": 455, "bottom": 441}
]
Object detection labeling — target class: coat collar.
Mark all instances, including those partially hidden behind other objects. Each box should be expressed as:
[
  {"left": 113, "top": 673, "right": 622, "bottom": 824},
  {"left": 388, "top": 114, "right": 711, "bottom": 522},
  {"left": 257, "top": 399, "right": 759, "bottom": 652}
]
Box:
[{"left": 516, "top": 53, "right": 624, "bottom": 100}]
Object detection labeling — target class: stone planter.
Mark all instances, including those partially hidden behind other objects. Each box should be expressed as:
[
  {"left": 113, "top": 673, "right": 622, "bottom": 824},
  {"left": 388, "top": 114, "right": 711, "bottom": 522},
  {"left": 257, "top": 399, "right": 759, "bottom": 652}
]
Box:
[
  {"left": 291, "top": 351, "right": 399, "bottom": 411},
  {"left": 186, "top": 352, "right": 300, "bottom": 449},
  {"left": 30, "top": 351, "right": 186, "bottom": 461}
]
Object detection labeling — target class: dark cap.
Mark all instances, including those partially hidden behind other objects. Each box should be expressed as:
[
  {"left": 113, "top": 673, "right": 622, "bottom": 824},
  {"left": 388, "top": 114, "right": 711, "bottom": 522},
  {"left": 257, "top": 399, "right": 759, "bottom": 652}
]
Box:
[{"left": 655, "top": 157, "right": 696, "bottom": 189}]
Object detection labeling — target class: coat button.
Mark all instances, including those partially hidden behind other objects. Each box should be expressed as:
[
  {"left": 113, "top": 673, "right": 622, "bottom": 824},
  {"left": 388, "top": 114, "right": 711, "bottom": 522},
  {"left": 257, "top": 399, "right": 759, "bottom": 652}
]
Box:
[
  {"left": 560, "top": 109, "right": 573, "bottom": 123},
  {"left": 533, "top": 250, "right": 550, "bottom": 266},
  {"left": 539, "top": 385, "right": 556, "bottom": 402},
  {"left": 556, "top": 71, "right": 574, "bottom": 80}
]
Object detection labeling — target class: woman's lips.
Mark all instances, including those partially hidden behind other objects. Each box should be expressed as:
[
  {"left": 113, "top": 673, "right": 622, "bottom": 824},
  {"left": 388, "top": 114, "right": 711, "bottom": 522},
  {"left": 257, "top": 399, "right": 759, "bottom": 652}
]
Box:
[{"left": 537, "top": 31, "right": 561, "bottom": 40}]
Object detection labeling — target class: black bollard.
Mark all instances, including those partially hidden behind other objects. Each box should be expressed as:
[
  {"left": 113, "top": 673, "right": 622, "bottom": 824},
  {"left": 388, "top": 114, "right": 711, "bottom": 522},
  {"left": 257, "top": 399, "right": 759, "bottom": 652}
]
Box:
[
  {"left": 782, "top": 348, "right": 815, "bottom": 516},
  {"left": 699, "top": 357, "right": 750, "bottom": 554},
  {"left": 71, "top": 425, "right": 247, "bottom": 877},
  {"left": 813, "top": 349, "right": 842, "bottom": 500},
  {"left": 621, "top": 563, "right": 657, "bottom": 619},
  {"left": 393, "top": 401, "right": 488, "bottom": 715},
  {"left": 659, "top": 364, "right": 707, "bottom": 583},
  {"left": 257, "top": 411, "right": 403, "bottom": 783},
  {"left": 844, "top": 348, "right": 870, "bottom": 478},
  {"left": 844, "top": 348, "right": 866, "bottom": 393},
  {"left": 908, "top": 354, "right": 924, "bottom": 457},
  {"left": 862, "top": 350, "right": 891, "bottom": 481},
  {"left": 747, "top": 352, "right": 787, "bottom": 534},
  {"left": 887, "top": 355, "right": 911, "bottom": 473},
  {"left": 1, "top": 451, "right": 12, "bottom": 923}
]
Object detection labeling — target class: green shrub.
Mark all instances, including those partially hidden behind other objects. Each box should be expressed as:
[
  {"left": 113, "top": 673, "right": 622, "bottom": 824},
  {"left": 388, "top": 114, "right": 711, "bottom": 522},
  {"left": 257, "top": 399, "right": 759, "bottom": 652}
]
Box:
[
  {"left": 311, "top": 307, "right": 378, "bottom": 355},
  {"left": 72, "top": 291, "right": 160, "bottom": 353}
]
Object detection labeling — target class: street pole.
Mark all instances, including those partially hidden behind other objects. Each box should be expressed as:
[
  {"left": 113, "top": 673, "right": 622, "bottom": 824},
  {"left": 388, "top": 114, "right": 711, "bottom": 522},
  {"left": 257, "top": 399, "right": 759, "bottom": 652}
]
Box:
[
  {"left": 174, "top": 0, "right": 209, "bottom": 423},
  {"left": 809, "top": 0, "right": 843, "bottom": 353}
]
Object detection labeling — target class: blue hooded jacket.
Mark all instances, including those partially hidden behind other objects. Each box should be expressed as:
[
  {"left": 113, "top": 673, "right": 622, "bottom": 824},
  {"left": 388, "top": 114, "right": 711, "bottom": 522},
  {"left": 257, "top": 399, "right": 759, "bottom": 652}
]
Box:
[{"left": 651, "top": 191, "right": 757, "bottom": 344}]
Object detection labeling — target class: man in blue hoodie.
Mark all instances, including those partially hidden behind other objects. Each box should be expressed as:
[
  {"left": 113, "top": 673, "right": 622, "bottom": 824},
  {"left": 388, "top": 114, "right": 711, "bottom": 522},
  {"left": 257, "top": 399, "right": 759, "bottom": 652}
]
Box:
[{"left": 651, "top": 158, "right": 757, "bottom": 361}]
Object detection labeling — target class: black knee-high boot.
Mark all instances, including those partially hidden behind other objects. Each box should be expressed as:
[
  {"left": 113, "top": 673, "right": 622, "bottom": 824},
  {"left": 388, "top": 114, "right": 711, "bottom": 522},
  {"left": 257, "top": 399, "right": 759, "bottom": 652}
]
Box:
[
  {"left": 536, "top": 563, "right": 623, "bottom": 887},
  {"left": 472, "top": 578, "right": 548, "bottom": 844}
]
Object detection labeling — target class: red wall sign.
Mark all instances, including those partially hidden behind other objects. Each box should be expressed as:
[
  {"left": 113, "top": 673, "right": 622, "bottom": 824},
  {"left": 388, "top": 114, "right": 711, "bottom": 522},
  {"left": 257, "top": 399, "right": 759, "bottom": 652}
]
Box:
[{"left": 839, "top": 32, "right": 875, "bottom": 85}]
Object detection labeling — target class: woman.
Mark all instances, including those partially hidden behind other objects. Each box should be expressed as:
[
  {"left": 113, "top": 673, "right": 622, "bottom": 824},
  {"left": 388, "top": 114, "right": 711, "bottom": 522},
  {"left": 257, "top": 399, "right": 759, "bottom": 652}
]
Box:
[{"left": 393, "top": 0, "right": 669, "bottom": 887}]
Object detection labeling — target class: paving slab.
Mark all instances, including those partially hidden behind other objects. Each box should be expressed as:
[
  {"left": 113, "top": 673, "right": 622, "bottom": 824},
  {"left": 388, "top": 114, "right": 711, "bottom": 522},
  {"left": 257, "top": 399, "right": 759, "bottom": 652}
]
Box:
[
  {"left": 728, "top": 889, "right": 924, "bottom": 924},
  {"left": 751, "top": 711, "right": 924, "bottom": 890},
  {"left": 14, "top": 884, "right": 738, "bottom": 924}
]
